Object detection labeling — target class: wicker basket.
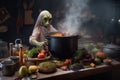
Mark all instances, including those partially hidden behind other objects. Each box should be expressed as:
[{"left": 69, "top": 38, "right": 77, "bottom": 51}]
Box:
[{"left": 27, "top": 55, "right": 51, "bottom": 65}]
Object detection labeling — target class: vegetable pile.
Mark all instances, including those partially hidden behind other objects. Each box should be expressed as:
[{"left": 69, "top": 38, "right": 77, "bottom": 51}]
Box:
[{"left": 28, "top": 47, "right": 41, "bottom": 58}]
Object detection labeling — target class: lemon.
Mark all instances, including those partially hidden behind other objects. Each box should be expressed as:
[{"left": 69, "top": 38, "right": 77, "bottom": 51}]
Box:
[
  {"left": 23, "top": 53, "right": 27, "bottom": 58},
  {"left": 28, "top": 65, "right": 38, "bottom": 74}
]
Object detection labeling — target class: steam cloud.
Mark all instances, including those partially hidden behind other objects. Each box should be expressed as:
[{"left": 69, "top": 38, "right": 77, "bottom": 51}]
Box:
[
  {"left": 56, "top": 0, "right": 117, "bottom": 42},
  {"left": 57, "top": 0, "right": 89, "bottom": 35}
]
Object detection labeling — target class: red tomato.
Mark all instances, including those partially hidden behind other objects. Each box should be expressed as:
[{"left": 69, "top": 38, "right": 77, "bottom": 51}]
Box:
[
  {"left": 37, "top": 52, "right": 45, "bottom": 59},
  {"left": 64, "top": 59, "right": 72, "bottom": 65}
]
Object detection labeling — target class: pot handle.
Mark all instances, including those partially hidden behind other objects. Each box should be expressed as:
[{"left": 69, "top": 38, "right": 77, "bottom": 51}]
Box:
[{"left": 15, "top": 38, "right": 22, "bottom": 44}]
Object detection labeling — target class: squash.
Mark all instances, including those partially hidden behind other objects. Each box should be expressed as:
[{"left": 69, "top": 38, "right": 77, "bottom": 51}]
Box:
[{"left": 38, "top": 61, "right": 57, "bottom": 73}]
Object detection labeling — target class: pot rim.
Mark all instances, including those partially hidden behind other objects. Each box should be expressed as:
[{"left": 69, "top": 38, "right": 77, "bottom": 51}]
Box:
[
  {"left": 51, "top": 35, "right": 79, "bottom": 38},
  {"left": 47, "top": 32, "right": 81, "bottom": 38},
  {"left": 45, "top": 35, "right": 81, "bottom": 40}
]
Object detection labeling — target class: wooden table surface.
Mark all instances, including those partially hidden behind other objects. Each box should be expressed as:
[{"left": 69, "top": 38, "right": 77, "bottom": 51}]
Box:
[{"left": 0, "top": 60, "right": 120, "bottom": 80}]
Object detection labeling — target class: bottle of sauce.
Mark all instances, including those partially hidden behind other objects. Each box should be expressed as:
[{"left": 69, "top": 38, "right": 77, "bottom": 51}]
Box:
[
  {"left": 19, "top": 44, "right": 28, "bottom": 66},
  {"left": 9, "top": 43, "right": 14, "bottom": 56},
  {"left": 19, "top": 44, "right": 23, "bottom": 66}
]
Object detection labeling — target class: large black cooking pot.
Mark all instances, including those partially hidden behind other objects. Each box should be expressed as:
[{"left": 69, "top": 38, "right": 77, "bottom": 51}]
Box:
[{"left": 46, "top": 34, "right": 79, "bottom": 59}]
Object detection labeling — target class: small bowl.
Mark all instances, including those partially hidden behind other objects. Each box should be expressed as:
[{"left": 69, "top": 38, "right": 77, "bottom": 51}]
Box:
[{"left": 103, "top": 58, "right": 112, "bottom": 65}]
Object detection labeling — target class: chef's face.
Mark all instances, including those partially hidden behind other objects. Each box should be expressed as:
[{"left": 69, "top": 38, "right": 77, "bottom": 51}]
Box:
[{"left": 41, "top": 12, "right": 52, "bottom": 27}]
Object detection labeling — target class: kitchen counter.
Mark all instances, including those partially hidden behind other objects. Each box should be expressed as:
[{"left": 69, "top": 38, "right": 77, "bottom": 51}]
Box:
[{"left": 0, "top": 60, "right": 120, "bottom": 80}]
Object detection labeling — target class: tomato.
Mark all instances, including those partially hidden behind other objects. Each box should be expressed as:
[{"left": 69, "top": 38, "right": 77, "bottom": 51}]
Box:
[
  {"left": 96, "top": 51, "right": 107, "bottom": 59},
  {"left": 37, "top": 52, "right": 45, "bottom": 59},
  {"left": 64, "top": 59, "right": 72, "bottom": 65}
]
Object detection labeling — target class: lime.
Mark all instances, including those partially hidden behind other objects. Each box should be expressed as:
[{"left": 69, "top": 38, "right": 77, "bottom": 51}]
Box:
[{"left": 18, "top": 66, "right": 28, "bottom": 77}]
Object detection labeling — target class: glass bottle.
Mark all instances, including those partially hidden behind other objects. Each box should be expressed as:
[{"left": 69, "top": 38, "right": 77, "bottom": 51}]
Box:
[
  {"left": 19, "top": 44, "right": 23, "bottom": 66},
  {"left": 9, "top": 43, "right": 14, "bottom": 56}
]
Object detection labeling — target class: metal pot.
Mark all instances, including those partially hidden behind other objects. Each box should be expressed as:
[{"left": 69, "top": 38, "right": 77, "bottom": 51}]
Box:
[
  {"left": 13, "top": 39, "right": 22, "bottom": 54},
  {"left": 0, "top": 60, "right": 15, "bottom": 76},
  {"left": 46, "top": 34, "right": 79, "bottom": 59},
  {"left": 12, "top": 38, "right": 29, "bottom": 56},
  {"left": 102, "top": 43, "right": 120, "bottom": 59}
]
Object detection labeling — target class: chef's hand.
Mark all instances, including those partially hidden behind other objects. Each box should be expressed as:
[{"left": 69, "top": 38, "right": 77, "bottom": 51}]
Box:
[
  {"left": 31, "top": 40, "right": 48, "bottom": 48},
  {"left": 37, "top": 40, "right": 48, "bottom": 48}
]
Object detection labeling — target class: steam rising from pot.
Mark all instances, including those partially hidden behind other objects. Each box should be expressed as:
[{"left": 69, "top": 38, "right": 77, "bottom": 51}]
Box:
[
  {"left": 56, "top": 0, "right": 117, "bottom": 41},
  {"left": 57, "top": 0, "right": 89, "bottom": 35}
]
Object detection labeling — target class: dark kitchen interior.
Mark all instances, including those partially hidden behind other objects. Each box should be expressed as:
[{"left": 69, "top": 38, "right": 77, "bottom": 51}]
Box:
[
  {"left": 0, "top": 0, "right": 120, "bottom": 45},
  {"left": 0, "top": 0, "right": 120, "bottom": 80}
]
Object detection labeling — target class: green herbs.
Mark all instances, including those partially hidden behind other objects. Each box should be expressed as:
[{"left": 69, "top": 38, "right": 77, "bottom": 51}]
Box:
[
  {"left": 74, "top": 48, "right": 87, "bottom": 59},
  {"left": 28, "top": 47, "right": 40, "bottom": 58}
]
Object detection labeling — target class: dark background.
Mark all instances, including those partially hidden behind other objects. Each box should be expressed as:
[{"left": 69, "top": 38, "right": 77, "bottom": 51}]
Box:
[
  {"left": 0, "top": 0, "right": 120, "bottom": 80},
  {"left": 0, "top": 0, "right": 63, "bottom": 46},
  {"left": 0, "top": 0, "right": 120, "bottom": 46}
]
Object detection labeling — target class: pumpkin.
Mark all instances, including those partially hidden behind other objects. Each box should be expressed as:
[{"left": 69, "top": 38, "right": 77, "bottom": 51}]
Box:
[{"left": 95, "top": 51, "right": 107, "bottom": 59}]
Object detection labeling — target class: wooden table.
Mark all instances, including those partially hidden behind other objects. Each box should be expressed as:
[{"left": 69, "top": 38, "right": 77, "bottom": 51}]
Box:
[{"left": 0, "top": 60, "right": 120, "bottom": 80}]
